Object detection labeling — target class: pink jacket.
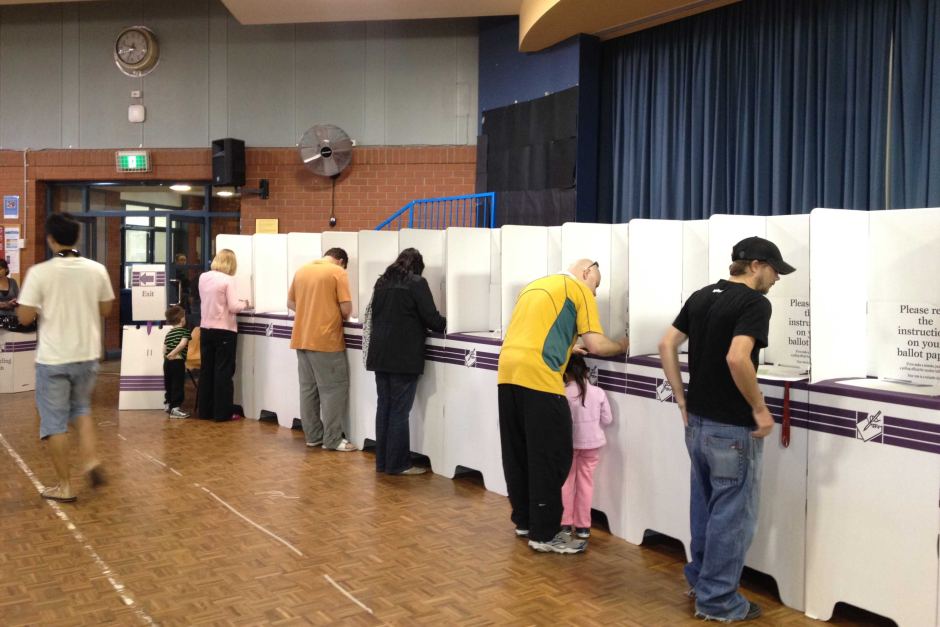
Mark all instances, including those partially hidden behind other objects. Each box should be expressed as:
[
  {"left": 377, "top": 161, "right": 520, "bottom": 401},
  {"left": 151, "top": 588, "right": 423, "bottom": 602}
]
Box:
[
  {"left": 565, "top": 380, "right": 613, "bottom": 449},
  {"left": 198, "top": 271, "right": 246, "bottom": 332}
]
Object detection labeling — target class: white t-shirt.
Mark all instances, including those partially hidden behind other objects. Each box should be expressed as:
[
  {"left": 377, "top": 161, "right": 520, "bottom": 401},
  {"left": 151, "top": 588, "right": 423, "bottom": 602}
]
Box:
[{"left": 17, "top": 256, "right": 115, "bottom": 365}]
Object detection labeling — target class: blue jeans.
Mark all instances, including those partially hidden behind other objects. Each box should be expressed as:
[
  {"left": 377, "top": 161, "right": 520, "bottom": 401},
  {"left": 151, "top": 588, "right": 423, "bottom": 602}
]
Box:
[
  {"left": 374, "top": 372, "right": 419, "bottom": 474},
  {"left": 684, "top": 413, "right": 763, "bottom": 621}
]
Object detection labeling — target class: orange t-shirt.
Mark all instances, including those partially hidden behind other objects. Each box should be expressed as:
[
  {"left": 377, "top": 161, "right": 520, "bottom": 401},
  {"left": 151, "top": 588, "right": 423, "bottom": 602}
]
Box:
[{"left": 288, "top": 260, "right": 352, "bottom": 352}]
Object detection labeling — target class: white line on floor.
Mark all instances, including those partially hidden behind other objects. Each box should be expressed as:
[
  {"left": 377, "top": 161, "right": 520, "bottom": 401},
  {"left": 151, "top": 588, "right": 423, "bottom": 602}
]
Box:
[
  {"left": 195, "top": 483, "right": 304, "bottom": 557},
  {"left": 324, "top": 574, "right": 374, "bottom": 615},
  {"left": 117, "top": 434, "right": 128, "bottom": 441},
  {"left": 0, "top": 431, "right": 155, "bottom": 626}
]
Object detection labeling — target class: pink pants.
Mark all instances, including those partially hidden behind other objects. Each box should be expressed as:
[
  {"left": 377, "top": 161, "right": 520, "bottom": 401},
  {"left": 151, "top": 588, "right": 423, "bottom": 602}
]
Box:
[{"left": 561, "top": 447, "right": 601, "bottom": 528}]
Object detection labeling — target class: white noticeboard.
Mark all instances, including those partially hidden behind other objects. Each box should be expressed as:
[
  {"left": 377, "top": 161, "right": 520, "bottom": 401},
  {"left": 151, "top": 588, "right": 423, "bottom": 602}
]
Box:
[
  {"left": 130, "top": 264, "right": 168, "bottom": 321},
  {"left": 215, "top": 234, "right": 253, "bottom": 304}
]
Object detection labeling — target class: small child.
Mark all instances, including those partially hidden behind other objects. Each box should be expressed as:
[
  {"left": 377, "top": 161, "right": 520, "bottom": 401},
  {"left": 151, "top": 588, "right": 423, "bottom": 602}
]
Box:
[
  {"left": 163, "top": 305, "right": 191, "bottom": 418},
  {"left": 561, "top": 354, "right": 613, "bottom": 540}
]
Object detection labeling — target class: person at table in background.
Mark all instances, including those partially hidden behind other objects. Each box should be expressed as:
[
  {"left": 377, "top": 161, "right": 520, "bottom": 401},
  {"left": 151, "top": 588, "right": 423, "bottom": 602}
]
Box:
[
  {"left": 659, "top": 236, "right": 794, "bottom": 622},
  {"left": 17, "top": 213, "right": 114, "bottom": 502},
  {"left": 197, "top": 248, "right": 249, "bottom": 422},
  {"left": 365, "top": 248, "right": 446, "bottom": 475},
  {"left": 497, "top": 259, "right": 629, "bottom": 555},
  {"left": 0, "top": 258, "right": 19, "bottom": 322}
]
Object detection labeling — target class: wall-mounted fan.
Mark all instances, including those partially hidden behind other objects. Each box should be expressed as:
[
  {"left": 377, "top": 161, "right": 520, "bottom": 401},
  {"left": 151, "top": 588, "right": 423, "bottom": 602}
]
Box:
[{"left": 298, "top": 124, "right": 354, "bottom": 227}]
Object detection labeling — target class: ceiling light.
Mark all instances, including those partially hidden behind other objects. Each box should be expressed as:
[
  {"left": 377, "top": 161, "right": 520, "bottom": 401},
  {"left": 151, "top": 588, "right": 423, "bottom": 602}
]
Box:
[
  {"left": 169, "top": 184, "right": 191, "bottom": 192},
  {"left": 216, "top": 189, "right": 234, "bottom": 197}
]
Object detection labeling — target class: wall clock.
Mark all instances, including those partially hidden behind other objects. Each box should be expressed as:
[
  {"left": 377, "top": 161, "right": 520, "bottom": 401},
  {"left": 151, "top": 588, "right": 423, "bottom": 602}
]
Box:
[{"left": 114, "top": 26, "right": 159, "bottom": 77}]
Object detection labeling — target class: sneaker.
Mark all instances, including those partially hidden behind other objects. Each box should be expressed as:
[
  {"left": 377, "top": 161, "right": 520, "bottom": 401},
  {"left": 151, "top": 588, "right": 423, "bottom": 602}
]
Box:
[
  {"left": 305, "top": 440, "right": 323, "bottom": 447},
  {"left": 515, "top": 528, "right": 529, "bottom": 537},
  {"left": 575, "top": 527, "right": 591, "bottom": 539},
  {"left": 695, "top": 601, "right": 761, "bottom": 622},
  {"left": 397, "top": 467, "right": 427, "bottom": 475},
  {"left": 528, "top": 531, "right": 587, "bottom": 554},
  {"left": 169, "top": 407, "right": 190, "bottom": 418},
  {"left": 331, "top": 439, "right": 357, "bottom": 452},
  {"left": 163, "top": 403, "right": 170, "bottom": 413}
]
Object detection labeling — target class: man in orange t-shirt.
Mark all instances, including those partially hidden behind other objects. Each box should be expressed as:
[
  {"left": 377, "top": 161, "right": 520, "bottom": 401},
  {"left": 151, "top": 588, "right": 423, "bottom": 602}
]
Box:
[{"left": 287, "top": 248, "right": 356, "bottom": 452}]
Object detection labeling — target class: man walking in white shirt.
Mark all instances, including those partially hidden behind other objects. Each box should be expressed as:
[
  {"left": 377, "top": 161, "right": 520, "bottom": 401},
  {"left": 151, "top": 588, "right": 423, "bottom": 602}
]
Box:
[{"left": 17, "top": 213, "right": 115, "bottom": 502}]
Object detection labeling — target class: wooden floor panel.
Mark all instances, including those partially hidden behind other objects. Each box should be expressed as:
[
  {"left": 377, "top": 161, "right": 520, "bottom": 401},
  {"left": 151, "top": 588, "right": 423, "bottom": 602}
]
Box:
[{"left": 0, "top": 362, "right": 893, "bottom": 626}]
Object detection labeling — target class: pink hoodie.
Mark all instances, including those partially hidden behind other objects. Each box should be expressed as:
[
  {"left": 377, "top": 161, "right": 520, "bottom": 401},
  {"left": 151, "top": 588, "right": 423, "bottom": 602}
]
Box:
[
  {"left": 198, "top": 271, "right": 246, "bottom": 332},
  {"left": 565, "top": 380, "right": 613, "bottom": 449}
]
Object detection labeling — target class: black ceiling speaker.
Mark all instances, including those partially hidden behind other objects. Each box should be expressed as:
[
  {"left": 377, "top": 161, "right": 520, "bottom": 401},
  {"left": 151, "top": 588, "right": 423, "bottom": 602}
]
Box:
[{"left": 212, "top": 138, "right": 246, "bottom": 187}]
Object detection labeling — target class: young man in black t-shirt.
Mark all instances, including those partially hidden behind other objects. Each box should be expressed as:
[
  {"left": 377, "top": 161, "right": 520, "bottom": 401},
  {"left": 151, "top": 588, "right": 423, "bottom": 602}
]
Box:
[{"left": 659, "top": 236, "right": 795, "bottom": 622}]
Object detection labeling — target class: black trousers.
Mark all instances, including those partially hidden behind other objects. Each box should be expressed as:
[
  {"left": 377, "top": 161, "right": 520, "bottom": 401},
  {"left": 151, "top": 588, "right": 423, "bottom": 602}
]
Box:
[
  {"left": 198, "top": 328, "right": 237, "bottom": 421},
  {"left": 497, "top": 383, "right": 573, "bottom": 542},
  {"left": 374, "top": 372, "right": 420, "bottom": 474},
  {"left": 163, "top": 358, "right": 186, "bottom": 409}
]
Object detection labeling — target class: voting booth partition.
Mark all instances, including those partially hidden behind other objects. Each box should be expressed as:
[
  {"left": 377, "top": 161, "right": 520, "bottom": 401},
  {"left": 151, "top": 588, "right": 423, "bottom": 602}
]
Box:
[
  {"left": 215, "top": 234, "right": 252, "bottom": 304},
  {"left": 805, "top": 208, "right": 940, "bottom": 627}
]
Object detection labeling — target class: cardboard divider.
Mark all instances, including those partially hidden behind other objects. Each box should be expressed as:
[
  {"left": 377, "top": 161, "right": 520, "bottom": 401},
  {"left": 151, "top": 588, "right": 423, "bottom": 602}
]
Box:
[
  {"left": 357, "top": 230, "right": 400, "bottom": 313},
  {"left": 321, "top": 231, "right": 359, "bottom": 316},
  {"left": 399, "top": 228, "right": 446, "bottom": 314},
  {"left": 286, "top": 232, "right": 322, "bottom": 291},
  {"left": 251, "top": 234, "right": 288, "bottom": 314},
  {"left": 215, "top": 234, "right": 253, "bottom": 304}
]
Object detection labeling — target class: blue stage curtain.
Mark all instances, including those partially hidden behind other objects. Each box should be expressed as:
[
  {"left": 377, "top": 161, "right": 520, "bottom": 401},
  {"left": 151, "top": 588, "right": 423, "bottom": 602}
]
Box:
[
  {"left": 598, "top": 0, "right": 894, "bottom": 222},
  {"left": 890, "top": 0, "right": 940, "bottom": 207}
]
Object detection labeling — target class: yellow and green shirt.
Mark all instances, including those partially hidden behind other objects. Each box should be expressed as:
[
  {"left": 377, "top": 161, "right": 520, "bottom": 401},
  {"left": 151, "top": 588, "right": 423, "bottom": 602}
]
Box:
[{"left": 497, "top": 273, "right": 604, "bottom": 394}]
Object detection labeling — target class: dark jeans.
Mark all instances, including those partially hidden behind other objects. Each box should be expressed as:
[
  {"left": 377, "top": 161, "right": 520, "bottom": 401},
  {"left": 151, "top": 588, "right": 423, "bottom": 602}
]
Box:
[
  {"left": 374, "top": 372, "right": 420, "bottom": 474},
  {"left": 198, "top": 328, "right": 237, "bottom": 421},
  {"left": 163, "top": 358, "right": 185, "bottom": 409},
  {"left": 497, "top": 383, "right": 573, "bottom": 542}
]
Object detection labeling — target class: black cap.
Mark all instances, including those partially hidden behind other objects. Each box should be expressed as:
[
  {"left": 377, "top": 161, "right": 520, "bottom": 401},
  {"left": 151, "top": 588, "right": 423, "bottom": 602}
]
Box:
[{"left": 731, "top": 236, "right": 796, "bottom": 275}]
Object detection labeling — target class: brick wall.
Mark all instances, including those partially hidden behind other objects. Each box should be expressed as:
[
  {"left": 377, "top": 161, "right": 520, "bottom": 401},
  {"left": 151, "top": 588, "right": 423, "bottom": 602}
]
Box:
[{"left": 239, "top": 146, "right": 477, "bottom": 234}]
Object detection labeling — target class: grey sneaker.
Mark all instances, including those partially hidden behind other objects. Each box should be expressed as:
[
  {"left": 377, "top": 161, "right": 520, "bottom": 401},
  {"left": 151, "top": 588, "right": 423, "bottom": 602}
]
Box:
[
  {"left": 528, "top": 531, "right": 587, "bottom": 554},
  {"left": 575, "top": 527, "right": 591, "bottom": 539},
  {"left": 695, "top": 601, "right": 761, "bottom": 622},
  {"left": 169, "top": 407, "right": 190, "bottom": 418}
]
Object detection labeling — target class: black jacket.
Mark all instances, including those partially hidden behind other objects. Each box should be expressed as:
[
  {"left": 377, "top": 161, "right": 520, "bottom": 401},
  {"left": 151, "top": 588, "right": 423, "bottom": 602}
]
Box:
[{"left": 366, "top": 274, "right": 446, "bottom": 375}]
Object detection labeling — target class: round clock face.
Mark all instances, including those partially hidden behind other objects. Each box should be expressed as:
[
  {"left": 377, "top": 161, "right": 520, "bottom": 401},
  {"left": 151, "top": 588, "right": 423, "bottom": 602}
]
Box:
[{"left": 114, "top": 26, "right": 159, "bottom": 77}]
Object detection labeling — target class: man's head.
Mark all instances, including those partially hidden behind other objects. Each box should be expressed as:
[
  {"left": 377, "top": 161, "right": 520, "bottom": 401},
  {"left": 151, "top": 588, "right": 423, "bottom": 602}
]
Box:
[
  {"left": 46, "top": 213, "right": 80, "bottom": 249},
  {"left": 174, "top": 253, "right": 188, "bottom": 265},
  {"left": 569, "top": 258, "right": 602, "bottom": 295},
  {"left": 324, "top": 247, "right": 348, "bottom": 269},
  {"left": 729, "top": 236, "right": 795, "bottom": 294}
]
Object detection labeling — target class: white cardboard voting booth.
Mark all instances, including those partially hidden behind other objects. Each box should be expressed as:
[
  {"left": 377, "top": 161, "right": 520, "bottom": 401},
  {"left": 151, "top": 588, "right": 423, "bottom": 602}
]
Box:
[
  {"left": 321, "top": 231, "right": 359, "bottom": 316},
  {"left": 119, "top": 324, "right": 170, "bottom": 409},
  {"left": 0, "top": 330, "right": 36, "bottom": 393},
  {"left": 215, "top": 234, "right": 252, "bottom": 304},
  {"left": 286, "top": 232, "right": 322, "bottom": 288},
  {"left": 806, "top": 207, "right": 940, "bottom": 627},
  {"left": 399, "top": 229, "right": 446, "bottom": 316}
]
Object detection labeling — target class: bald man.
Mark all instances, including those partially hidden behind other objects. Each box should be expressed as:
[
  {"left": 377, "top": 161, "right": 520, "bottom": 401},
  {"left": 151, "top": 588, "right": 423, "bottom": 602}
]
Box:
[{"left": 497, "top": 259, "right": 628, "bottom": 554}]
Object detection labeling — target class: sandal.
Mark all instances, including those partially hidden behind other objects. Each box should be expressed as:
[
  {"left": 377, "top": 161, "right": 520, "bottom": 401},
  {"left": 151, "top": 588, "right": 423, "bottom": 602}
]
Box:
[
  {"left": 333, "top": 439, "right": 357, "bottom": 452},
  {"left": 41, "top": 486, "right": 77, "bottom": 502}
]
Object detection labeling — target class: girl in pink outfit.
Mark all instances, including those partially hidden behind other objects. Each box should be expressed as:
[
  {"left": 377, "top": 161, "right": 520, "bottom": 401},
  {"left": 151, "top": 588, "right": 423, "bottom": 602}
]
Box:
[{"left": 561, "top": 354, "right": 613, "bottom": 539}]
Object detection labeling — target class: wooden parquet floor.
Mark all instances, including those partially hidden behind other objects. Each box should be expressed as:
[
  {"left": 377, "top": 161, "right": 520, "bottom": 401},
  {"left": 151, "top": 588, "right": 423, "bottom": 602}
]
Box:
[{"left": 0, "top": 361, "right": 894, "bottom": 626}]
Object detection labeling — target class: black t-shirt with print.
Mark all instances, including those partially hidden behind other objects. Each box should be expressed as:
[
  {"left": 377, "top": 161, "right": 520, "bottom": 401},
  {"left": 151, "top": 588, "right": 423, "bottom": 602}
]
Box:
[{"left": 672, "top": 279, "right": 771, "bottom": 427}]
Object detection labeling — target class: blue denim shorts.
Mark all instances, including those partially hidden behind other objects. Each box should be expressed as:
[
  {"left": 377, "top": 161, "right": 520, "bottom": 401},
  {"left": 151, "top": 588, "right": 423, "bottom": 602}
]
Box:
[{"left": 36, "top": 360, "right": 99, "bottom": 439}]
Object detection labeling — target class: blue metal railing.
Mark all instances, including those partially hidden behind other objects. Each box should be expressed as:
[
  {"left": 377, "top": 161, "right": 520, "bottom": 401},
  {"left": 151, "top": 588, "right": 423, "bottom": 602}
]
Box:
[{"left": 375, "top": 192, "right": 496, "bottom": 231}]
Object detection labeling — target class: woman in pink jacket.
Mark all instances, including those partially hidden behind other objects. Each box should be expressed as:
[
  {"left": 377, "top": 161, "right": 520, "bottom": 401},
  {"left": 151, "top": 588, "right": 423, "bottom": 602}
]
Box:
[
  {"left": 560, "top": 354, "right": 613, "bottom": 540},
  {"left": 197, "top": 249, "right": 249, "bottom": 421}
]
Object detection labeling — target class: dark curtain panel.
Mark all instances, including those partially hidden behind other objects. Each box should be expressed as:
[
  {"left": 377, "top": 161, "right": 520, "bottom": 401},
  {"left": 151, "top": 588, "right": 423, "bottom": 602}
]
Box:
[
  {"left": 598, "top": 0, "right": 894, "bottom": 222},
  {"left": 890, "top": 0, "right": 940, "bottom": 207}
]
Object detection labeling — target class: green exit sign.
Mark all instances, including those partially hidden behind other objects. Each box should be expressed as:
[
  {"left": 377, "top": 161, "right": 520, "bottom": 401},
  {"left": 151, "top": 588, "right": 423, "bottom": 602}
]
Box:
[{"left": 115, "top": 150, "right": 151, "bottom": 172}]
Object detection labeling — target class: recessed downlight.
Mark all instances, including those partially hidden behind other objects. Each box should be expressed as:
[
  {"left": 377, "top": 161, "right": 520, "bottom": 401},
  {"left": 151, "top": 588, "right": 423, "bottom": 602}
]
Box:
[{"left": 169, "top": 184, "right": 192, "bottom": 192}]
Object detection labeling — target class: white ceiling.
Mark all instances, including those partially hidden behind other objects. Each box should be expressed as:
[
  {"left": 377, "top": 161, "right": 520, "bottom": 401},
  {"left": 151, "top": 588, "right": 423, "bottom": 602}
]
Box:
[{"left": 220, "top": 0, "right": 521, "bottom": 24}]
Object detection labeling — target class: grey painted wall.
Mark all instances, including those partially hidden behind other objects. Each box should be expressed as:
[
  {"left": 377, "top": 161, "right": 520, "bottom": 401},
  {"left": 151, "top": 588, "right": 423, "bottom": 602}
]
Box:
[{"left": 0, "top": 0, "right": 478, "bottom": 149}]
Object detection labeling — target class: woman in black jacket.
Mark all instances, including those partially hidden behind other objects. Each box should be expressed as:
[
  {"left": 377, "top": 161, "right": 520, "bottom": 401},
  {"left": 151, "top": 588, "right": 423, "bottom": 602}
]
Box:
[{"left": 366, "top": 248, "right": 446, "bottom": 475}]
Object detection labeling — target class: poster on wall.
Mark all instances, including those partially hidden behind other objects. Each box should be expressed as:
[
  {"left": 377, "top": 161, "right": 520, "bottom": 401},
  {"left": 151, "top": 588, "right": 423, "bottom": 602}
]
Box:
[
  {"left": 4, "top": 227, "right": 20, "bottom": 275},
  {"left": 130, "top": 264, "right": 168, "bottom": 321},
  {"left": 869, "top": 300, "right": 940, "bottom": 385},
  {"left": 3, "top": 195, "right": 18, "bottom": 219}
]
